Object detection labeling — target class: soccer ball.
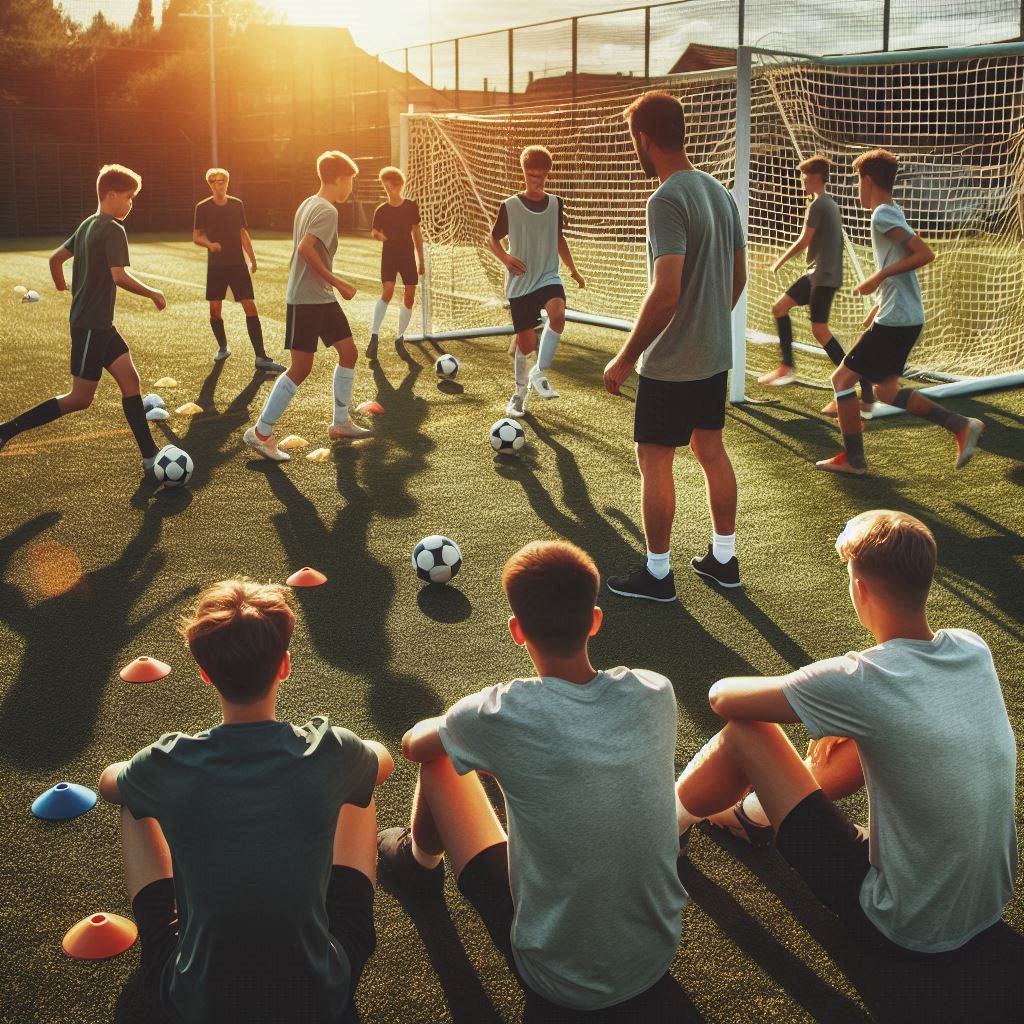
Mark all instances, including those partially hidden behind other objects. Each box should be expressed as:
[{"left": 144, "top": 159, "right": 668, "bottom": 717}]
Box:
[
  {"left": 490, "top": 417, "right": 526, "bottom": 454},
  {"left": 142, "top": 393, "right": 166, "bottom": 412},
  {"left": 434, "top": 354, "right": 460, "bottom": 379},
  {"left": 153, "top": 444, "right": 194, "bottom": 487},
  {"left": 23, "top": 290, "right": 40, "bottom": 303},
  {"left": 412, "top": 535, "right": 462, "bottom": 584}
]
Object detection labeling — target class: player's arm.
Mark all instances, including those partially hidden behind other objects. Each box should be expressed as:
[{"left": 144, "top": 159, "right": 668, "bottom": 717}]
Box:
[
  {"left": 240, "top": 228, "right": 256, "bottom": 273},
  {"left": 296, "top": 233, "right": 356, "bottom": 300},
  {"left": 488, "top": 206, "right": 526, "bottom": 275},
  {"left": 855, "top": 229, "right": 934, "bottom": 296},
  {"left": 412, "top": 223, "right": 426, "bottom": 273},
  {"left": 557, "top": 233, "right": 584, "bottom": 289},
  {"left": 401, "top": 716, "right": 448, "bottom": 763},
  {"left": 192, "top": 228, "right": 220, "bottom": 253},
  {"left": 49, "top": 244, "right": 72, "bottom": 291},
  {"left": 98, "top": 761, "right": 129, "bottom": 804},
  {"left": 732, "top": 248, "right": 747, "bottom": 309},
  {"left": 362, "top": 740, "right": 395, "bottom": 785},
  {"left": 111, "top": 267, "right": 166, "bottom": 310},
  {"left": 708, "top": 676, "right": 802, "bottom": 723},
  {"left": 770, "top": 226, "right": 814, "bottom": 274}
]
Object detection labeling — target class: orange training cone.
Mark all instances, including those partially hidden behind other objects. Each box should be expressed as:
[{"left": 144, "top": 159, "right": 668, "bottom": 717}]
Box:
[
  {"left": 355, "top": 400, "right": 385, "bottom": 415},
  {"left": 119, "top": 656, "right": 172, "bottom": 683},
  {"left": 62, "top": 913, "right": 138, "bottom": 960},
  {"left": 286, "top": 567, "right": 327, "bottom": 588}
]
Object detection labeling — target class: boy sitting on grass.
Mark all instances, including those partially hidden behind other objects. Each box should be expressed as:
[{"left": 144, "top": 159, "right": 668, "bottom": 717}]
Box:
[{"left": 99, "top": 579, "right": 393, "bottom": 1024}]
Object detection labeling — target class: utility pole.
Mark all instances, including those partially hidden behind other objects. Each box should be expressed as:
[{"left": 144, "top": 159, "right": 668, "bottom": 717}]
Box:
[{"left": 180, "top": 3, "right": 220, "bottom": 164}]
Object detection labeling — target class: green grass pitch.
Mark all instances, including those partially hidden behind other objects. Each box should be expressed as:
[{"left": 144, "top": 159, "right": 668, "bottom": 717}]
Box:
[{"left": 1, "top": 234, "right": 1022, "bottom": 1023}]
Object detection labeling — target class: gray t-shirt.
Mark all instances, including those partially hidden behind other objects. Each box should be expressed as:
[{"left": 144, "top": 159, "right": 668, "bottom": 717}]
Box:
[
  {"left": 639, "top": 170, "right": 746, "bottom": 382},
  {"left": 783, "top": 629, "right": 1017, "bottom": 953},
  {"left": 439, "top": 667, "right": 687, "bottom": 1010},
  {"left": 871, "top": 202, "right": 924, "bottom": 326},
  {"left": 805, "top": 193, "right": 843, "bottom": 288},
  {"left": 286, "top": 195, "right": 339, "bottom": 305}
]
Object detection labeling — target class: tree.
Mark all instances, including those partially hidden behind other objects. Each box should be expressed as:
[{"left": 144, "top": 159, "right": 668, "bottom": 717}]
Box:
[{"left": 132, "top": 0, "right": 155, "bottom": 34}]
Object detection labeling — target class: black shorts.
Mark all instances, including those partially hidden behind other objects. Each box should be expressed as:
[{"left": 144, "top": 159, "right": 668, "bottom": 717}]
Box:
[
  {"left": 381, "top": 248, "right": 418, "bottom": 286},
  {"left": 509, "top": 284, "right": 566, "bottom": 334},
  {"left": 206, "top": 264, "right": 254, "bottom": 302},
  {"left": 458, "top": 843, "right": 685, "bottom": 1021},
  {"left": 843, "top": 322, "right": 921, "bottom": 383},
  {"left": 285, "top": 302, "right": 352, "bottom": 353},
  {"left": 785, "top": 275, "right": 838, "bottom": 324},
  {"left": 70, "top": 326, "right": 130, "bottom": 382},
  {"left": 132, "top": 867, "right": 375, "bottom": 1019},
  {"left": 633, "top": 371, "right": 728, "bottom": 447}
]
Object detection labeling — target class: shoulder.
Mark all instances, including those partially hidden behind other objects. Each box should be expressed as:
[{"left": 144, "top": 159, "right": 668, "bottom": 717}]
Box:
[
  {"left": 373, "top": 202, "right": 387, "bottom": 214},
  {"left": 228, "top": 196, "right": 243, "bottom": 205},
  {"left": 195, "top": 197, "right": 212, "bottom": 209},
  {"left": 787, "top": 651, "right": 864, "bottom": 688},
  {"left": 128, "top": 729, "right": 201, "bottom": 767},
  {"left": 938, "top": 628, "right": 993, "bottom": 658}
]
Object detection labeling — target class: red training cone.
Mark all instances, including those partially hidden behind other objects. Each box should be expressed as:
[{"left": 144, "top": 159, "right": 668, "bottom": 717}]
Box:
[
  {"left": 287, "top": 567, "right": 327, "bottom": 588},
  {"left": 62, "top": 913, "right": 138, "bottom": 960},
  {"left": 119, "top": 657, "right": 172, "bottom": 683}
]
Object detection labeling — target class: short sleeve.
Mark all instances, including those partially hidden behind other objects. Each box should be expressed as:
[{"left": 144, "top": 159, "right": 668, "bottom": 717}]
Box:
[
  {"left": 193, "top": 202, "right": 205, "bottom": 233},
  {"left": 330, "top": 727, "right": 379, "bottom": 809},
  {"left": 647, "top": 194, "right": 687, "bottom": 259},
  {"left": 62, "top": 230, "right": 76, "bottom": 254},
  {"left": 728, "top": 191, "right": 746, "bottom": 251},
  {"left": 438, "top": 688, "right": 499, "bottom": 776},
  {"left": 371, "top": 204, "right": 384, "bottom": 230},
  {"left": 491, "top": 203, "right": 509, "bottom": 241},
  {"left": 781, "top": 654, "right": 873, "bottom": 740},
  {"left": 117, "top": 733, "right": 185, "bottom": 820},
  {"left": 238, "top": 200, "right": 248, "bottom": 230},
  {"left": 409, "top": 201, "right": 420, "bottom": 226},
  {"left": 105, "top": 223, "right": 130, "bottom": 268},
  {"left": 806, "top": 198, "right": 823, "bottom": 231},
  {"left": 306, "top": 202, "right": 338, "bottom": 246},
  {"left": 873, "top": 205, "right": 913, "bottom": 239}
]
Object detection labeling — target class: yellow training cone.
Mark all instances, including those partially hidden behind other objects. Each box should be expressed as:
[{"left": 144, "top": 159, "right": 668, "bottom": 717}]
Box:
[
  {"left": 306, "top": 447, "right": 331, "bottom": 462},
  {"left": 279, "top": 435, "right": 309, "bottom": 449},
  {"left": 153, "top": 377, "right": 178, "bottom": 388},
  {"left": 175, "top": 402, "right": 203, "bottom": 415}
]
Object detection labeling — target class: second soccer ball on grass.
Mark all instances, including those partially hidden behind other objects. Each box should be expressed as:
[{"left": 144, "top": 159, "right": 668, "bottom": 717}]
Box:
[
  {"left": 412, "top": 536, "right": 462, "bottom": 584},
  {"left": 490, "top": 418, "right": 526, "bottom": 454},
  {"left": 434, "top": 355, "right": 460, "bottom": 379}
]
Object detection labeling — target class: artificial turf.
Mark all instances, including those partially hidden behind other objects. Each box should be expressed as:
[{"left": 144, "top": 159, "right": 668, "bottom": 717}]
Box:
[{"left": 1, "top": 235, "right": 1022, "bottom": 1024}]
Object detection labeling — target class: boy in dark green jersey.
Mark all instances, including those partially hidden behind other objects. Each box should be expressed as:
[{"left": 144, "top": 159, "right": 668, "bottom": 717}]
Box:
[{"left": 0, "top": 164, "right": 166, "bottom": 471}]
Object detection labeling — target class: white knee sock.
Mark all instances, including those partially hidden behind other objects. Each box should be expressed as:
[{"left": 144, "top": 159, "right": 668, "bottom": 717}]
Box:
[
  {"left": 371, "top": 298, "right": 389, "bottom": 333},
  {"left": 514, "top": 348, "right": 529, "bottom": 391},
  {"left": 646, "top": 549, "right": 671, "bottom": 579},
  {"left": 712, "top": 531, "right": 736, "bottom": 564},
  {"left": 256, "top": 374, "right": 297, "bottom": 435},
  {"left": 333, "top": 365, "right": 356, "bottom": 425},
  {"left": 397, "top": 304, "right": 413, "bottom": 338},
  {"left": 537, "top": 324, "right": 562, "bottom": 371}
]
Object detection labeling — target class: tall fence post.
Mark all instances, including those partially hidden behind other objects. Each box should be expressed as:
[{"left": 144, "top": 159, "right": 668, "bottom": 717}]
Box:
[
  {"left": 508, "top": 29, "right": 515, "bottom": 106},
  {"left": 454, "top": 37, "right": 460, "bottom": 108},
  {"left": 644, "top": 6, "right": 651, "bottom": 81},
  {"left": 571, "top": 18, "right": 578, "bottom": 104},
  {"left": 731, "top": 45, "right": 751, "bottom": 405},
  {"left": 883, "top": 0, "right": 891, "bottom": 50},
  {"left": 738, "top": 0, "right": 745, "bottom": 46},
  {"left": 404, "top": 48, "right": 409, "bottom": 108}
]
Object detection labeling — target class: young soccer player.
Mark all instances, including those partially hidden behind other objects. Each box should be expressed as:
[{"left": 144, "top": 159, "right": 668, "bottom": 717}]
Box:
[
  {"left": 488, "top": 146, "right": 585, "bottom": 418},
  {"left": 604, "top": 91, "right": 746, "bottom": 598},
  {"left": 367, "top": 167, "right": 424, "bottom": 361},
  {"left": 675, "top": 510, "right": 1017, "bottom": 956},
  {"left": 244, "top": 151, "right": 369, "bottom": 462},
  {"left": 193, "top": 167, "right": 284, "bottom": 373},
  {"left": 377, "top": 540, "right": 688, "bottom": 1016},
  {"left": 816, "top": 149, "right": 984, "bottom": 475},
  {"left": 760, "top": 156, "right": 874, "bottom": 415},
  {"left": 0, "top": 164, "right": 165, "bottom": 470},
  {"left": 98, "top": 579, "right": 394, "bottom": 1024}
]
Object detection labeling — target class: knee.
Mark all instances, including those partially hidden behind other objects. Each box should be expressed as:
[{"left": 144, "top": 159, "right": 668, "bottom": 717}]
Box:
[
  {"left": 811, "top": 322, "right": 831, "bottom": 343},
  {"left": 637, "top": 444, "right": 673, "bottom": 477},
  {"left": 210, "top": 304, "right": 223, "bottom": 320},
  {"left": 874, "top": 379, "right": 899, "bottom": 404},
  {"left": 287, "top": 367, "right": 309, "bottom": 385},
  {"left": 772, "top": 300, "right": 789, "bottom": 319},
  {"left": 548, "top": 313, "right": 565, "bottom": 333},
  {"left": 242, "top": 301, "right": 257, "bottom": 316},
  {"left": 60, "top": 393, "right": 92, "bottom": 412},
  {"left": 381, "top": 286, "right": 394, "bottom": 303}
]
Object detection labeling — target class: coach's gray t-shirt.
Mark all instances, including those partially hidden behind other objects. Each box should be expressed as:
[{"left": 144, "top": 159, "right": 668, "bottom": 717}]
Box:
[
  {"left": 639, "top": 169, "right": 745, "bottom": 382},
  {"left": 439, "top": 667, "right": 687, "bottom": 1010},
  {"left": 783, "top": 629, "right": 1017, "bottom": 953},
  {"left": 286, "top": 195, "right": 339, "bottom": 305},
  {"left": 871, "top": 202, "right": 924, "bottom": 326},
  {"left": 805, "top": 193, "right": 843, "bottom": 288}
]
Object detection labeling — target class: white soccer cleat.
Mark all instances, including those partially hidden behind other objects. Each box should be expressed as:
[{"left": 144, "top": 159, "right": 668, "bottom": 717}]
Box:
[
  {"left": 529, "top": 367, "right": 560, "bottom": 399},
  {"left": 329, "top": 419, "right": 372, "bottom": 440},
  {"left": 243, "top": 426, "right": 291, "bottom": 461},
  {"left": 505, "top": 390, "right": 528, "bottom": 419},
  {"left": 758, "top": 366, "right": 795, "bottom": 386}
]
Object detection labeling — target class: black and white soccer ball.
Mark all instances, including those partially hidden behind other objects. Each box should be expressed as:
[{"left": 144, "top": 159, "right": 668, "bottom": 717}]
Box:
[
  {"left": 490, "top": 417, "right": 526, "bottom": 454},
  {"left": 412, "top": 535, "right": 462, "bottom": 584},
  {"left": 153, "top": 444, "right": 194, "bottom": 487},
  {"left": 434, "top": 354, "right": 460, "bottom": 379}
]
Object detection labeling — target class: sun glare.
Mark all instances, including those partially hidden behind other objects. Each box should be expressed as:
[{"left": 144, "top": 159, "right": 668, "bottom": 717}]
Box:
[{"left": 267, "top": 1, "right": 434, "bottom": 54}]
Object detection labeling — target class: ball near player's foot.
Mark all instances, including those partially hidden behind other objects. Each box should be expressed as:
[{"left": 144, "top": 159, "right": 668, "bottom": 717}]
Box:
[
  {"left": 412, "top": 535, "right": 462, "bottom": 584},
  {"left": 153, "top": 444, "right": 194, "bottom": 487},
  {"left": 434, "top": 354, "right": 460, "bottom": 379},
  {"left": 490, "top": 417, "right": 526, "bottom": 454}
]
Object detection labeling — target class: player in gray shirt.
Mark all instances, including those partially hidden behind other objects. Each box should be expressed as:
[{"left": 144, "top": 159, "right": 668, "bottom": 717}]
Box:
[
  {"left": 604, "top": 91, "right": 747, "bottom": 600},
  {"left": 675, "top": 509, "right": 1016, "bottom": 955}
]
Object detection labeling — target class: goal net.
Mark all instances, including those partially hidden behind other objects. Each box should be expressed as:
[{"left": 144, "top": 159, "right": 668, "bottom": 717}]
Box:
[{"left": 402, "top": 43, "right": 1024, "bottom": 400}]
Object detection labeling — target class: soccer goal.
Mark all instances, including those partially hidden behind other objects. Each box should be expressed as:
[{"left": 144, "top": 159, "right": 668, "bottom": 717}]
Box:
[{"left": 401, "top": 41, "right": 1024, "bottom": 409}]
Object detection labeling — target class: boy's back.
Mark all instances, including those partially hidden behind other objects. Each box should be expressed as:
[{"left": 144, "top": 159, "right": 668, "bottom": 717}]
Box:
[{"left": 65, "top": 212, "right": 130, "bottom": 329}]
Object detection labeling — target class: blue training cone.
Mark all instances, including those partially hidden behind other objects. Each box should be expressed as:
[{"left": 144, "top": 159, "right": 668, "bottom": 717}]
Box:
[{"left": 32, "top": 782, "right": 97, "bottom": 821}]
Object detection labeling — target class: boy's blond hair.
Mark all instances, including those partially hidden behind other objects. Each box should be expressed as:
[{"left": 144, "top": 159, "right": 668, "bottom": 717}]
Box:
[
  {"left": 853, "top": 148, "right": 899, "bottom": 192},
  {"left": 96, "top": 164, "right": 142, "bottom": 200},
  {"left": 836, "top": 510, "right": 936, "bottom": 609},
  {"left": 205, "top": 167, "right": 230, "bottom": 183},
  {"left": 379, "top": 165, "right": 405, "bottom": 185},
  {"left": 317, "top": 150, "right": 359, "bottom": 184},
  {"left": 520, "top": 145, "right": 553, "bottom": 173},
  {"left": 798, "top": 155, "right": 831, "bottom": 182}
]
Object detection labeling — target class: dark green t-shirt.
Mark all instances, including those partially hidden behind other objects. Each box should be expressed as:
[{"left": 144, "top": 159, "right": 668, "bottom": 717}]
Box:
[
  {"left": 118, "top": 717, "right": 378, "bottom": 1024},
  {"left": 194, "top": 196, "right": 248, "bottom": 267},
  {"left": 63, "top": 213, "right": 130, "bottom": 329}
]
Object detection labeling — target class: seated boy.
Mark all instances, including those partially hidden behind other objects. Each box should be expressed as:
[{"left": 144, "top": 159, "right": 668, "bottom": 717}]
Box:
[
  {"left": 378, "top": 540, "right": 688, "bottom": 1017},
  {"left": 98, "top": 579, "right": 393, "bottom": 1024},
  {"left": 675, "top": 510, "right": 1017, "bottom": 956}
]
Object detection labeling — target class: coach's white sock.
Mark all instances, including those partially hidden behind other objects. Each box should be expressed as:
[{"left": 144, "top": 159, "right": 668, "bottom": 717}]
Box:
[
  {"left": 256, "top": 373, "right": 297, "bottom": 435},
  {"left": 397, "top": 304, "right": 413, "bottom": 338},
  {"left": 514, "top": 348, "right": 529, "bottom": 391},
  {"left": 371, "top": 298, "right": 389, "bottom": 333},
  {"left": 712, "top": 531, "right": 736, "bottom": 565},
  {"left": 676, "top": 791, "right": 702, "bottom": 834},
  {"left": 740, "top": 791, "right": 771, "bottom": 827},
  {"left": 537, "top": 324, "right": 562, "bottom": 371},
  {"left": 333, "top": 365, "right": 356, "bottom": 425},
  {"left": 411, "top": 838, "right": 443, "bottom": 870},
  {"left": 646, "top": 549, "right": 671, "bottom": 579}
]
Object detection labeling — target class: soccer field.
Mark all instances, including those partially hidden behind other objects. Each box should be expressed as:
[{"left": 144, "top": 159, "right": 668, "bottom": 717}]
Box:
[{"left": 1, "top": 234, "right": 1022, "bottom": 1024}]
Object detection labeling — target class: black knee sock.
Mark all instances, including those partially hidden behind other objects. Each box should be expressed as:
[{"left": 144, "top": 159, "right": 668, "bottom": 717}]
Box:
[
  {"left": 246, "top": 315, "right": 267, "bottom": 358},
  {"left": 122, "top": 395, "right": 159, "bottom": 459},
  {"left": 823, "top": 337, "right": 845, "bottom": 365},
  {"left": 860, "top": 378, "right": 875, "bottom": 404},
  {"left": 210, "top": 318, "right": 228, "bottom": 350},
  {"left": 0, "top": 398, "right": 62, "bottom": 443},
  {"left": 775, "top": 316, "right": 794, "bottom": 366},
  {"left": 893, "top": 387, "right": 967, "bottom": 432}
]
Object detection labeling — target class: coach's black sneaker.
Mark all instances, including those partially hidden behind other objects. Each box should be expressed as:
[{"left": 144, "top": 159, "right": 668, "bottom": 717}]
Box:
[
  {"left": 691, "top": 545, "right": 741, "bottom": 588},
  {"left": 254, "top": 357, "right": 286, "bottom": 374},
  {"left": 377, "top": 827, "right": 445, "bottom": 896},
  {"left": 606, "top": 565, "right": 677, "bottom": 602},
  {"left": 367, "top": 333, "right": 379, "bottom": 360}
]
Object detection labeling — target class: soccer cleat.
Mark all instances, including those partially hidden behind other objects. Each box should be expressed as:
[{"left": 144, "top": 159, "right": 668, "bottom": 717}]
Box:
[
  {"left": 758, "top": 365, "right": 795, "bottom": 386},
  {"left": 243, "top": 426, "right": 291, "bottom": 462},
  {"left": 606, "top": 565, "right": 677, "bottom": 602},
  {"left": 395, "top": 336, "right": 411, "bottom": 361},
  {"left": 690, "top": 545, "right": 741, "bottom": 588},
  {"left": 860, "top": 401, "right": 876, "bottom": 420},
  {"left": 254, "top": 357, "right": 286, "bottom": 374},
  {"left": 528, "top": 367, "right": 560, "bottom": 400},
  {"left": 366, "top": 333, "right": 379, "bottom": 361},
  {"left": 707, "top": 799, "right": 774, "bottom": 847},
  {"left": 505, "top": 390, "right": 528, "bottom": 419},
  {"left": 214, "top": 347, "right": 231, "bottom": 362},
  {"left": 955, "top": 418, "right": 985, "bottom": 469},
  {"left": 815, "top": 451, "right": 867, "bottom": 476},
  {"left": 328, "top": 419, "right": 372, "bottom": 440},
  {"left": 377, "top": 827, "right": 445, "bottom": 896}
]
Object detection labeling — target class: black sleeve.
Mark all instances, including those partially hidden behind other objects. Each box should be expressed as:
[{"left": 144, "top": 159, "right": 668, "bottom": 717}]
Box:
[
  {"left": 371, "top": 204, "right": 384, "bottom": 231},
  {"left": 238, "top": 200, "right": 248, "bottom": 230},
  {"left": 193, "top": 202, "right": 205, "bottom": 233},
  {"left": 491, "top": 203, "right": 508, "bottom": 241},
  {"left": 409, "top": 200, "right": 420, "bottom": 227}
]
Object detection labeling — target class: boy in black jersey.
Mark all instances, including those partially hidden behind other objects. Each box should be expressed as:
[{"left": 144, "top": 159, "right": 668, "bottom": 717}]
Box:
[
  {"left": 0, "top": 164, "right": 165, "bottom": 472},
  {"left": 367, "top": 167, "right": 424, "bottom": 361},
  {"left": 193, "top": 168, "right": 284, "bottom": 373}
]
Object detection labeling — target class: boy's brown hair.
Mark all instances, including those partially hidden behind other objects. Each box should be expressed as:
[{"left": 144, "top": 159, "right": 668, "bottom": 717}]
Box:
[
  {"left": 182, "top": 579, "right": 296, "bottom": 704},
  {"left": 836, "top": 510, "right": 937, "bottom": 609},
  {"left": 502, "top": 540, "right": 599, "bottom": 657},
  {"left": 853, "top": 148, "right": 899, "bottom": 192},
  {"left": 622, "top": 90, "right": 686, "bottom": 152},
  {"left": 205, "top": 167, "right": 230, "bottom": 183},
  {"left": 520, "top": 145, "right": 553, "bottom": 173},
  {"left": 379, "top": 165, "right": 405, "bottom": 185},
  {"left": 798, "top": 155, "right": 831, "bottom": 182},
  {"left": 317, "top": 150, "right": 360, "bottom": 184},
  {"left": 96, "top": 164, "right": 142, "bottom": 200}
]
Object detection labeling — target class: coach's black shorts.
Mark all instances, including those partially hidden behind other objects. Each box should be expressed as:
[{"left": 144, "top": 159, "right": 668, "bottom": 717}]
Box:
[
  {"left": 70, "top": 326, "right": 130, "bottom": 382},
  {"left": 785, "top": 275, "right": 838, "bottom": 324},
  {"left": 206, "top": 264, "right": 254, "bottom": 302},
  {"left": 509, "top": 284, "right": 566, "bottom": 334},
  {"left": 843, "top": 322, "right": 921, "bottom": 383},
  {"left": 285, "top": 302, "right": 352, "bottom": 353},
  {"left": 381, "top": 247, "right": 418, "bottom": 286},
  {"left": 633, "top": 371, "right": 728, "bottom": 447},
  {"left": 132, "top": 867, "right": 375, "bottom": 1021}
]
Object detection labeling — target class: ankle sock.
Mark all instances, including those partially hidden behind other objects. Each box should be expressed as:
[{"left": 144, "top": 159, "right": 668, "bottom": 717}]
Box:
[
  {"left": 712, "top": 532, "right": 736, "bottom": 564},
  {"left": 646, "top": 549, "right": 671, "bottom": 579}
]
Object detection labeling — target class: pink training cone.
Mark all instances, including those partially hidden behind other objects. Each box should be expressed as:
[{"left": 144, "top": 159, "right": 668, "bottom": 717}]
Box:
[
  {"left": 119, "top": 656, "right": 172, "bottom": 683},
  {"left": 62, "top": 913, "right": 138, "bottom": 960},
  {"left": 286, "top": 567, "right": 327, "bottom": 588}
]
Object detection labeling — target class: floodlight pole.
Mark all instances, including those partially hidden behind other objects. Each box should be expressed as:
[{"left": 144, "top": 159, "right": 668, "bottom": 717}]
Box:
[{"left": 180, "top": 4, "right": 219, "bottom": 165}]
